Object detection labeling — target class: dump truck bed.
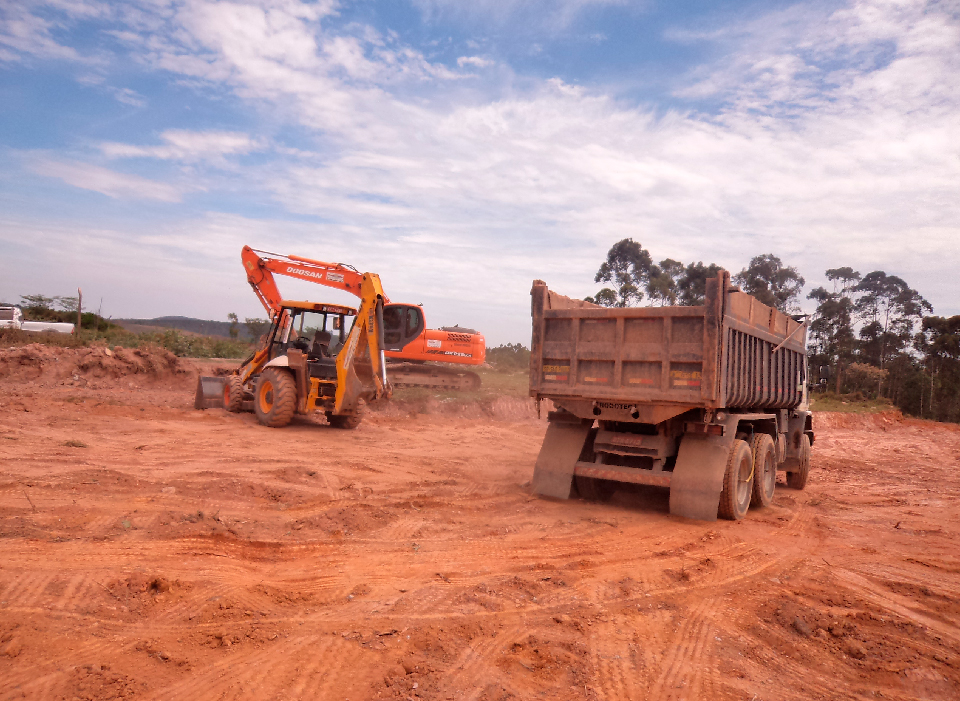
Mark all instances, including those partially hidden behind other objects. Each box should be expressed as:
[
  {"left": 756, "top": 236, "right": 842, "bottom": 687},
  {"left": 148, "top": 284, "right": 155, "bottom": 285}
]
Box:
[{"left": 529, "top": 273, "right": 806, "bottom": 424}]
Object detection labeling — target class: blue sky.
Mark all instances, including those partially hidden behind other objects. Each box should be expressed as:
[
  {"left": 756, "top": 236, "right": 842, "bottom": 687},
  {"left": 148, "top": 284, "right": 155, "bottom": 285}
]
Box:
[{"left": 1, "top": 0, "right": 958, "bottom": 344}]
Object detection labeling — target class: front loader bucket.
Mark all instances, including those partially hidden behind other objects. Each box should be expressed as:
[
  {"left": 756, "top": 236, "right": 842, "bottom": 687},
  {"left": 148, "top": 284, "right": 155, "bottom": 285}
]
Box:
[{"left": 194, "top": 376, "right": 226, "bottom": 410}]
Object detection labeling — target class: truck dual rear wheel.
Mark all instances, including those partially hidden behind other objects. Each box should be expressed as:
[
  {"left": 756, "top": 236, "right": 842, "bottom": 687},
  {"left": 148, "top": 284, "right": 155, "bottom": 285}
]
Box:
[
  {"left": 254, "top": 368, "right": 297, "bottom": 428},
  {"left": 223, "top": 375, "right": 244, "bottom": 413},
  {"left": 750, "top": 433, "right": 777, "bottom": 508},
  {"left": 786, "top": 434, "right": 811, "bottom": 490},
  {"left": 718, "top": 439, "right": 753, "bottom": 521}
]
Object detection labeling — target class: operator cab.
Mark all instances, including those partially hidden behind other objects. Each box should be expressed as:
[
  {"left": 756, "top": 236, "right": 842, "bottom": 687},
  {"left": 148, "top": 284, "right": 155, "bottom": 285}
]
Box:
[
  {"left": 381, "top": 304, "right": 423, "bottom": 351},
  {"left": 270, "top": 301, "right": 356, "bottom": 362}
]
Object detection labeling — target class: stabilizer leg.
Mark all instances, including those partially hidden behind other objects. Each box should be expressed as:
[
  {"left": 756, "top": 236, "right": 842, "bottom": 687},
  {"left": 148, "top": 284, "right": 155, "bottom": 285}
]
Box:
[{"left": 531, "top": 417, "right": 593, "bottom": 499}]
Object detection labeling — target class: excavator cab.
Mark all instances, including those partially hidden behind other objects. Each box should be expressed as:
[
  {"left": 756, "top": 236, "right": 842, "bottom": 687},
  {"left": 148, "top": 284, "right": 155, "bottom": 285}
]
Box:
[{"left": 381, "top": 304, "right": 424, "bottom": 351}]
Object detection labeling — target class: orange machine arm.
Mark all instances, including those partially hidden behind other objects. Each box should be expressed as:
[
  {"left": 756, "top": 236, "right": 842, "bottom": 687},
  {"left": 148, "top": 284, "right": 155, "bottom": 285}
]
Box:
[{"left": 241, "top": 245, "right": 389, "bottom": 316}]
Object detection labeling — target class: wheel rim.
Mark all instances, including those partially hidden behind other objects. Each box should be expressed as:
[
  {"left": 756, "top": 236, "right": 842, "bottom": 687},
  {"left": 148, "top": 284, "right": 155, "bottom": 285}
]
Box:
[
  {"left": 763, "top": 453, "right": 776, "bottom": 497},
  {"left": 736, "top": 454, "right": 752, "bottom": 508},
  {"left": 258, "top": 380, "right": 274, "bottom": 413},
  {"left": 223, "top": 384, "right": 230, "bottom": 404}
]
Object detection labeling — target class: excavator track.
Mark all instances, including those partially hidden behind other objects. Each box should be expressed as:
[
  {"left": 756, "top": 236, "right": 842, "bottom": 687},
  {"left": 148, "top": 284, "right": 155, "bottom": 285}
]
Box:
[{"left": 387, "top": 362, "right": 481, "bottom": 391}]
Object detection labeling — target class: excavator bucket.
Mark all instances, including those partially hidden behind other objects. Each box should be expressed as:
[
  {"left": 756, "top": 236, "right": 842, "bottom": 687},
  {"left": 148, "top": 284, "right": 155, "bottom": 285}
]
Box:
[{"left": 194, "top": 376, "right": 226, "bottom": 410}]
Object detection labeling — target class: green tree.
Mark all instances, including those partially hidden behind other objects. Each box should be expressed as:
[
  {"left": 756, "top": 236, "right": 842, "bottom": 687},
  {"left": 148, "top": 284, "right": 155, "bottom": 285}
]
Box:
[
  {"left": 733, "top": 254, "right": 805, "bottom": 312},
  {"left": 19, "top": 294, "right": 56, "bottom": 314},
  {"left": 919, "top": 315, "right": 960, "bottom": 422},
  {"left": 676, "top": 262, "right": 723, "bottom": 306},
  {"left": 808, "top": 267, "right": 860, "bottom": 392},
  {"left": 54, "top": 296, "right": 79, "bottom": 312},
  {"left": 244, "top": 317, "right": 271, "bottom": 341},
  {"left": 585, "top": 238, "right": 653, "bottom": 307},
  {"left": 227, "top": 312, "right": 239, "bottom": 339},
  {"left": 854, "top": 271, "right": 931, "bottom": 372},
  {"left": 646, "top": 259, "right": 685, "bottom": 306}
]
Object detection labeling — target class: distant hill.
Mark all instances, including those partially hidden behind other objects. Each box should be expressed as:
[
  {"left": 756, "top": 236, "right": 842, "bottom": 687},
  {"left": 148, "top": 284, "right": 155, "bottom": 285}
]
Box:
[{"left": 115, "top": 316, "right": 253, "bottom": 339}]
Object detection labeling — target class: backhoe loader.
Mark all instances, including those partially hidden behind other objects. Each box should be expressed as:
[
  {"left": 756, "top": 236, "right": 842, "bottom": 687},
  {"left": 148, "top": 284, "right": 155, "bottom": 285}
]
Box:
[{"left": 196, "top": 260, "right": 391, "bottom": 429}]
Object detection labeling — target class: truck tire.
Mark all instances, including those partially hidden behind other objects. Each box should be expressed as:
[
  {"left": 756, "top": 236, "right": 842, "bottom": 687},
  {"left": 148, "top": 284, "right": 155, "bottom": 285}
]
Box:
[
  {"left": 223, "top": 375, "right": 244, "bottom": 413},
  {"left": 718, "top": 439, "right": 753, "bottom": 521},
  {"left": 749, "top": 433, "right": 777, "bottom": 508},
  {"left": 254, "top": 368, "right": 297, "bottom": 428},
  {"left": 575, "top": 475, "right": 616, "bottom": 502},
  {"left": 786, "top": 434, "right": 811, "bottom": 490}
]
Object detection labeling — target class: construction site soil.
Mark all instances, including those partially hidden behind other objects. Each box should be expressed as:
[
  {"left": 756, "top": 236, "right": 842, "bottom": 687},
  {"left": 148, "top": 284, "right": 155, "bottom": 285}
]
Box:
[{"left": 1, "top": 344, "right": 958, "bottom": 700}]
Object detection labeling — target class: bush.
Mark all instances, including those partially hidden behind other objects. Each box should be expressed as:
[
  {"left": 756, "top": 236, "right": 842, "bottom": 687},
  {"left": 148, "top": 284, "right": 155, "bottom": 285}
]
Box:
[
  {"left": 844, "top": 362, "right": 888, "bottom": 397},
  {"left": 486, "top": 343, "right": 530, "bottom": 372},
  {"left": 0, "top": 326, "right": 251, "bottom": 358}
]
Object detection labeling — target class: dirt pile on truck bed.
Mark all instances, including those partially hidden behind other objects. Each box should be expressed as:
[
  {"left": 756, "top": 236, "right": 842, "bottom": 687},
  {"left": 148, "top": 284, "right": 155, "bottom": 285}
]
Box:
[{"left": 0, "top": 370, "right": 958, "bottom": 699}]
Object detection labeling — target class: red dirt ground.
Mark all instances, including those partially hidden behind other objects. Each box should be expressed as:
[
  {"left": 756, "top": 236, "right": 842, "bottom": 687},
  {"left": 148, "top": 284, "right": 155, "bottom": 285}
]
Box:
[{"left": 1, "top": 345, "right": 958, "bottom": 700}]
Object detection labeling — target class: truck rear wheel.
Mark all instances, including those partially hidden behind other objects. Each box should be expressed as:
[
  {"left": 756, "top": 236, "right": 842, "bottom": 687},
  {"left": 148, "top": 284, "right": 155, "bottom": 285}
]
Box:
[
  {"left": 223, "top": 375, "right": 244, "bottom": 413},
  {"left": 749, "top": 434, "right": 777, "bottom": 508},
  {"left": 254, "top": 368, "right": 297, "bottom": 428},
  {"left": 786, "top": 434, "right": 811, "bottom": 490},
  {"left": 575, "top": 475, "right": 616, "bottom": 502},
  {"left": 718, "top": 439, "right": 753, "bottom": 521}
]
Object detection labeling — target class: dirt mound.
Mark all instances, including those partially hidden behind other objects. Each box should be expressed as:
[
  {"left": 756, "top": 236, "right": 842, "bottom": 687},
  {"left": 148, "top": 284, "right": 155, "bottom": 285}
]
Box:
[
  {"left": 814, "top": 410, "right": 904, "bottom": 430},
  {"left": 0, "top": 343, "right": 188, "bottom": 387},
  {"left": 373, "top": 395, "right": 547, "bottom": 422}
]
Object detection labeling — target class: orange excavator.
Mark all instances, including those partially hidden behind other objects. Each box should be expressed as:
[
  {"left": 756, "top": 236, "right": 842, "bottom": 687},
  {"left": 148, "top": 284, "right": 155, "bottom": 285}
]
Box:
[{"left": 239, "top": 246, "right": 485, "bottom": 390}]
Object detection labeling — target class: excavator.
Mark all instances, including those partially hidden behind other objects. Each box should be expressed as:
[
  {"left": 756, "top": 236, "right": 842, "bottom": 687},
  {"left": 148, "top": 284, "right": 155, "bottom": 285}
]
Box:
[{"left": 195, "top": 247, "right": 486, "bottom": 426}]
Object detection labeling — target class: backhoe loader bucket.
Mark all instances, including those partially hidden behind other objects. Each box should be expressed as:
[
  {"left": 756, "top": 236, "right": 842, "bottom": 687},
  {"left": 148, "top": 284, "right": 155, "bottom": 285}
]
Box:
[{"left": 194, "top": 376, "right": 226, "bottom": 410}]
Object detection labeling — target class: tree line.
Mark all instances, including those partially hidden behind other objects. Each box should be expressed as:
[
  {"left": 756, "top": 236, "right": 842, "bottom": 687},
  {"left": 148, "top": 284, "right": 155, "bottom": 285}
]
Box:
[{"left": 587, "top": 239, "right": 960, "bottom": 424}]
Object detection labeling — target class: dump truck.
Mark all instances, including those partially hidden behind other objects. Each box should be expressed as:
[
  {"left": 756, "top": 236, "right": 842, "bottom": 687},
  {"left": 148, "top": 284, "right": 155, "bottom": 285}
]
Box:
[{"left": 528, "top": 270, "right": 813, "bottom": 522}]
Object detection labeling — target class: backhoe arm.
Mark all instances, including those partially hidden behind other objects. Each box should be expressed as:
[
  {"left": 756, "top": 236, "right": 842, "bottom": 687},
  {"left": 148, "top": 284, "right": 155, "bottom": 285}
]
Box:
[
  {"left": 334, "top": 272, "right": 392, "bottom": 413},
  {"left": 241, "top": 245, "right": 386, "bottom": 317}
]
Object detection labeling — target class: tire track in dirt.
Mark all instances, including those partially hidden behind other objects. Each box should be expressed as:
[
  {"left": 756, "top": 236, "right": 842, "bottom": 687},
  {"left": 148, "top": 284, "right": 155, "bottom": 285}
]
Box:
[
  {"left": 587, "top": 623, "right": 643, "bottom": 701},
  {"left": 647, "top": 595, "right": 716, "bottom": 700},
  {"left": 1, "top": 571, "right": 58, "bottom": 609},
  {"left": 739, "top": 619, "right": 858, "bottom": 700},
  {"left": 832, "top": 567, "right": 960, "bottom": 644},
  {"left": 143, "top": 636, "right": 315, "bottom": 700},
  {"left": 436, "top": 623, "right": 524, "bottom": 699}
]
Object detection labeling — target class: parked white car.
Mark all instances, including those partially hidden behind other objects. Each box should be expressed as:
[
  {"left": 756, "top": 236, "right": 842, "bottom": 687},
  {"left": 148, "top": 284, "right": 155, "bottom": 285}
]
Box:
[
  {"left": 0, "top": 306, "right": 23, "bottom": 329},
  {"left": 0, "top": 306, "right": 75, "bottom": 333}
]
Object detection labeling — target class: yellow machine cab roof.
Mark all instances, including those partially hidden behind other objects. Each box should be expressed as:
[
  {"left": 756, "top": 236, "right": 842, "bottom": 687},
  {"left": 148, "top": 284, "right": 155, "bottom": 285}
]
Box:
[{"left": 280, "top": 300, "right": 357, "bottom": 315}]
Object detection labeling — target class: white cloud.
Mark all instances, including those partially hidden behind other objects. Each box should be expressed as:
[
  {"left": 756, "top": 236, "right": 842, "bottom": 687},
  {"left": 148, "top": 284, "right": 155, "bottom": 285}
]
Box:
[
  {"left": 413, "top": 0, "right": 633, "bottom": 31},
  {"left": 142, "top": 0, "right": 959, "bottom": 321},
  {"left": 101, "top": 130, "right": 262, "bottom": 161},
  {"left": 28, "top": 159, "right": 182, "bottom": 202},
  {"left": 457, "top": 55, "right": 494, "bottom": 68},
  {"left": 4, "top": 0, "right": 960, "bottom": 341},
  {"left": 0, "top": 2, "right": 85, "bottom": 63}
]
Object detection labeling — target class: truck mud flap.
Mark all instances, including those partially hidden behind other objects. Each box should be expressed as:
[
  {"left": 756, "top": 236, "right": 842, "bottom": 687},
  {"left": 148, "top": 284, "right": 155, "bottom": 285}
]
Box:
[
  {"left": 531, "top": 417, "right": 593, "bottom": 499},
  {"left": 668, "top": 425, "right": 736, "bottom": 521},
  {"left": 194, "top": 376, "right": 226, "bottom": 410}
]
